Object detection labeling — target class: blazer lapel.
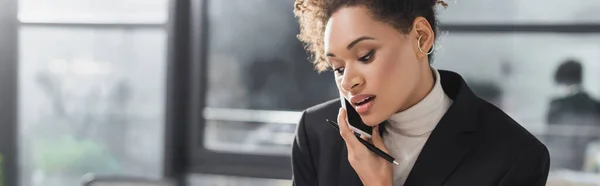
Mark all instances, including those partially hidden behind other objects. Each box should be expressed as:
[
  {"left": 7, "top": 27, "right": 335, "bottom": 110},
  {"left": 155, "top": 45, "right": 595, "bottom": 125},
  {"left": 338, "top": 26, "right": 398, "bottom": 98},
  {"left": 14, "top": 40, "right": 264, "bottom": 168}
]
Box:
[
  {"left": 403, "top": 118, "right": 478, "bottom": 185},
  {"left": 339, "top": 143, "right": 364, "bottom": 186},
  {"left": 404, "top": 70, "right": 481, "bottom": 186}
]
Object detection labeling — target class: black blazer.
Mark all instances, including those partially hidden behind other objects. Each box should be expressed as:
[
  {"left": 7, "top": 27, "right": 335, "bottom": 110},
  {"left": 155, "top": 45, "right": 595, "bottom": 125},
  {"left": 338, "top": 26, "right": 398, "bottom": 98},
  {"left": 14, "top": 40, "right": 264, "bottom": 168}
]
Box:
[{"left": 291, "top": 70, "right": 550, "bottom": 186}]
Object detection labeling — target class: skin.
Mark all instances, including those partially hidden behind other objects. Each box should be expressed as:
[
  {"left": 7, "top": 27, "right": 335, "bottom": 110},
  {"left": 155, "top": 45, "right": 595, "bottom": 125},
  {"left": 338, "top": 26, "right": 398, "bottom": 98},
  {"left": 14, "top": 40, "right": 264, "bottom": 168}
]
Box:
[{"left": 324, "top": 6, "right": 436, "bottom": 185}]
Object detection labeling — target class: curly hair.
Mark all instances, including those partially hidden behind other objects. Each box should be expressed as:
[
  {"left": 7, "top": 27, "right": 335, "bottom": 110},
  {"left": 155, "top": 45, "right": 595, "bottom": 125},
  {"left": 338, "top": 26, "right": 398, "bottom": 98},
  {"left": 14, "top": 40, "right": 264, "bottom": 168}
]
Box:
[{"left": 294, "top": 0, "right": 448, "bottom": 72}]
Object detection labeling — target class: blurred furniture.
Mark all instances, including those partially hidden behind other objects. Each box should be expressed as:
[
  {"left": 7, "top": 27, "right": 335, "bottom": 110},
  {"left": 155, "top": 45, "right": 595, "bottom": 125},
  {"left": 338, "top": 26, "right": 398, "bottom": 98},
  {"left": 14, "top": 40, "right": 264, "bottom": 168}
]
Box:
[
  {"left": 82, "top": 174, "right": 175, "bottom": 186},
  {"left": 584, "top": 140, "right": 600, "bottom": 172},
  {"left": 547, "top": 170, "right": 600, "bottom": 186},
  {"left": 540, "top": 125, "right": 600, "bottom": 171}
]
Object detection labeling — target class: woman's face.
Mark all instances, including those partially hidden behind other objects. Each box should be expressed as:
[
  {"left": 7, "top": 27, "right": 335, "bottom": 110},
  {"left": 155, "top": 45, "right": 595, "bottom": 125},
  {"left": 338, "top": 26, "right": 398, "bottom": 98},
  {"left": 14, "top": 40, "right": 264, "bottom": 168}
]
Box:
[{"left": 324, "top": 6, "right": 432, "bottom": 126}]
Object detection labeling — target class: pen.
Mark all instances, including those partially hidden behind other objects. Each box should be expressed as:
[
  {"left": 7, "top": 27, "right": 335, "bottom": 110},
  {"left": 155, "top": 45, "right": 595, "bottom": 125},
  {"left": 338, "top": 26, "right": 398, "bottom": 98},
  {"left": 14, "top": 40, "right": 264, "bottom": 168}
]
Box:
[{"left": 326, "top": 119, "right": 399, "bottom": 166}]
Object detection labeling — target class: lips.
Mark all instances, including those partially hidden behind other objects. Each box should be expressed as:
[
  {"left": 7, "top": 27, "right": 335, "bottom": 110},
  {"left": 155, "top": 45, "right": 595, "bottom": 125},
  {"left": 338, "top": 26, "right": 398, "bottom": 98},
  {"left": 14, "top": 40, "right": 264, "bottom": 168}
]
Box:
[
  {"left": 350, "top": 94, "right": 376, "bottom": 105},
  {"left": 355, "top": 96, "right": 375, "bottom": 105},
  {"left": 350, "top": 94, "right": 376, "bottom": 114}
]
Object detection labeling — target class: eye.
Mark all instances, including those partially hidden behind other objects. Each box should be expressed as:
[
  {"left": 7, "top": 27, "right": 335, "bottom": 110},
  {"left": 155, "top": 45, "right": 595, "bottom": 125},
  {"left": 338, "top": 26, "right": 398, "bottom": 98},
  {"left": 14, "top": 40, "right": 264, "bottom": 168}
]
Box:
[
  {"left": 358, "top": 49, "right": 375, "bottom": 63},
  {"left": 333, "top": 67, "right": 345, "bottom": 75}
]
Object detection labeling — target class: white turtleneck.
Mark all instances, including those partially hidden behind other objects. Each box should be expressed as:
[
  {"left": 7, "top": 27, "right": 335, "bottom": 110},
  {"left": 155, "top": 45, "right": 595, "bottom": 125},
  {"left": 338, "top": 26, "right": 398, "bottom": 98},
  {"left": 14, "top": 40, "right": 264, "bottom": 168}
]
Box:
[{"left": 383, "top": 68, "right": 453, "bottom": 186}]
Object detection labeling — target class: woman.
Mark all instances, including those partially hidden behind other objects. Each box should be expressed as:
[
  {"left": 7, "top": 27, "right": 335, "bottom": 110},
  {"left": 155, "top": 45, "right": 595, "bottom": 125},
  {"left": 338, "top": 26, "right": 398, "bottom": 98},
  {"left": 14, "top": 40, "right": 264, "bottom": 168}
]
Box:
[{"left": 291, "top": 0, "right": 550, "bottom": 186}]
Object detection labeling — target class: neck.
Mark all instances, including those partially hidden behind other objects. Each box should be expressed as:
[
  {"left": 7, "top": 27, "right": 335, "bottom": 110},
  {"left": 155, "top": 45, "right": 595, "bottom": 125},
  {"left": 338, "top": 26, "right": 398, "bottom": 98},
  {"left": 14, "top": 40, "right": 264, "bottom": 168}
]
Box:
[
  {"left": 397, "top": 64, "right": 435, "bottom": 113},
  {"left": 567, "top": 84, "right": 583, "bottom": 94}
]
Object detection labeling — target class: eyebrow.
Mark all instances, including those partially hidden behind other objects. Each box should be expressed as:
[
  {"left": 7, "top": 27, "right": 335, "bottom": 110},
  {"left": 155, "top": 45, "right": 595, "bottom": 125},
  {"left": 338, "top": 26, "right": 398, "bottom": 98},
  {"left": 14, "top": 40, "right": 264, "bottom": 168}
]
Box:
[
  {"left": 326, "top": 36, "right": 376, "bottom": 57},
  {"left": 347, "top": 36, "right": 375, "bottom": 50}
]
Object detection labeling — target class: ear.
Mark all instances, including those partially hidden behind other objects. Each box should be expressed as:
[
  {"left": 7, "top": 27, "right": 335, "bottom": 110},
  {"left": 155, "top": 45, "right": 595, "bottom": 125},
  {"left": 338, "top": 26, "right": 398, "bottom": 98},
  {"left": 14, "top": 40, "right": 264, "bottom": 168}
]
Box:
[{"left": 411, "top": 17, "right": 435, "bottom": 59}]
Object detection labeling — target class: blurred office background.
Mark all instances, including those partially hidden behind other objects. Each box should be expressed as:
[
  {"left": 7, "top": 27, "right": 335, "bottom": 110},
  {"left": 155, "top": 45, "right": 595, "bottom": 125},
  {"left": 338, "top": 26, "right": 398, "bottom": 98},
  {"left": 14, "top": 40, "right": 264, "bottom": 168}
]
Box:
[{"left": 2, "top": 0, "right": 600, "bottom": 185}]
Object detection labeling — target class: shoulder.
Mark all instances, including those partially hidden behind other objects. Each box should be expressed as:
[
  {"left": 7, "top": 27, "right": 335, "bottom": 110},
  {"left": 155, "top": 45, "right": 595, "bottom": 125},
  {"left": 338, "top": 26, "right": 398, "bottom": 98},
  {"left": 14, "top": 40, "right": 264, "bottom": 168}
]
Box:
[
  {"left": 475, "top": 98, "right": 548, "bottom": 157},
  {"left": 300, "top": 98, "right": 340, "bottom": 133},
  {"left": 305, "top": 98, "right": 340, "bottom": 115},
  {"left": 549, "top": 97, "right": 563, "bottom": 105},
  {"left": 294, "top": 99, "right": 344, "bottom": 160}
]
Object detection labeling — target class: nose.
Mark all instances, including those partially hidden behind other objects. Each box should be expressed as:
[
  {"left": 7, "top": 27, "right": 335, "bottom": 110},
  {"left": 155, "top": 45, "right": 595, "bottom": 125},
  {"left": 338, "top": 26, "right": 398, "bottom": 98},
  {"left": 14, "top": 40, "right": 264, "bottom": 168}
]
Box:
[{"left": 340, "top": 67, "right": 364, "bottom": 93}]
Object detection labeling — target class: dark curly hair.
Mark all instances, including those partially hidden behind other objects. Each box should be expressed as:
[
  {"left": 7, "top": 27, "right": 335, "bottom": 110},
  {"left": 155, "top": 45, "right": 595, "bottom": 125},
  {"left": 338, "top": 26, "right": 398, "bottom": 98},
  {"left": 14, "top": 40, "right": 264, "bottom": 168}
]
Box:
[{"left": 294, "top": 0, "right": 447, "bottom": 72}]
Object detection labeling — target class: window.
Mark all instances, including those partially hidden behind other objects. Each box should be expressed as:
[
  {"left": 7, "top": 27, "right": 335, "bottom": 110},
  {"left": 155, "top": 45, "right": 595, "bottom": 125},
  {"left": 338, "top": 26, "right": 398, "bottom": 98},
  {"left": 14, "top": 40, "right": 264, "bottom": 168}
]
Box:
[
  {"left": 439, "top": 0, "right": 600, "bottom": 24},
  {"left": 435, "top": 33, "right": 600, "bottom": 129},
  {"left": 186, "top": 0, "right": 336, "bottom": 180},
  {"left": 16, "top": 1, "right": 169, "bottom": 186}
]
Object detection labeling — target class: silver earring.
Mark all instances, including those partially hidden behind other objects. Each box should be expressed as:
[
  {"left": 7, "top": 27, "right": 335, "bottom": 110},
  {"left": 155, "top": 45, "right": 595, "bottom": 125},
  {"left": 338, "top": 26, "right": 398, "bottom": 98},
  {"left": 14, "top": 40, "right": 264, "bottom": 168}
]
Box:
[{"left": 418, "top": 35, "right": 434, "bottom": 55}]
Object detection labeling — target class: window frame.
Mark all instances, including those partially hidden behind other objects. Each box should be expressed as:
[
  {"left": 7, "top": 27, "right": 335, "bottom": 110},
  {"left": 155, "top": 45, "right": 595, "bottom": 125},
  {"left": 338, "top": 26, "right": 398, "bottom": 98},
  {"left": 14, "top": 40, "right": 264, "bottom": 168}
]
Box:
[
  {"left": 163, "top": 0, "right": 192, "bottom": 185},
  {"left": 0, "top": 0, "right": 19, "bottom": 185}
]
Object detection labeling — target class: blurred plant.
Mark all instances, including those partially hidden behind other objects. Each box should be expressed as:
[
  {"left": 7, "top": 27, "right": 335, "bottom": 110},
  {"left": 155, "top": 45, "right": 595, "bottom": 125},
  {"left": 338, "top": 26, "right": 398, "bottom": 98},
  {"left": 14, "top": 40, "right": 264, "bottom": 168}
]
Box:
[
  {"left": 33, "top": 135, "right": 121, "bottom": 175},
  {"left": 30, "top": 67, "right": 131, "bottom": 174}
]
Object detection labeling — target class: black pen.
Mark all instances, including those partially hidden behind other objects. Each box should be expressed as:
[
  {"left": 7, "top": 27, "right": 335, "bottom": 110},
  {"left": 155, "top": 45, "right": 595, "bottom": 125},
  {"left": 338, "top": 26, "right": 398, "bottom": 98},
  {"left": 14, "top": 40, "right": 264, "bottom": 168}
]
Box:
[{"left": 326, "top": 119, "right": 399, "bottom": 166}]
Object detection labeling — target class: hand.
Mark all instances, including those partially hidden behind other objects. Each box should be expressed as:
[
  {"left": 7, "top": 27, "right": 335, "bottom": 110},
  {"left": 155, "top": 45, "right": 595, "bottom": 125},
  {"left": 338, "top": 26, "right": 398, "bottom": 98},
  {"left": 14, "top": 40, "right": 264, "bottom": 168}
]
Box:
[{"left": 338, "top": 107, "right": 393, "bottom": 186}]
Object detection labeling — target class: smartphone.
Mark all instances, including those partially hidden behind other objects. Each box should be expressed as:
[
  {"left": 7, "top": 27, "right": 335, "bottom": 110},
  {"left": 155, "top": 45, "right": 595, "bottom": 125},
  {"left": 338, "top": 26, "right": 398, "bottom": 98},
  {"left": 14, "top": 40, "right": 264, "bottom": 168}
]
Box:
[{"left": 340, "top": 95, "right": 373, "bottom": 138}]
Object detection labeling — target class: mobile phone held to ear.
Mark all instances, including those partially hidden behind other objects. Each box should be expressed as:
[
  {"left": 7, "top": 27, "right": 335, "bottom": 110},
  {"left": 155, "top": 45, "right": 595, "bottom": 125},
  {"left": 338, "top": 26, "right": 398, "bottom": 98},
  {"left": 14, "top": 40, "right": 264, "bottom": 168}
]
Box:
[{"left": 341, "top": 95, "right": 373, "bottom": 138}]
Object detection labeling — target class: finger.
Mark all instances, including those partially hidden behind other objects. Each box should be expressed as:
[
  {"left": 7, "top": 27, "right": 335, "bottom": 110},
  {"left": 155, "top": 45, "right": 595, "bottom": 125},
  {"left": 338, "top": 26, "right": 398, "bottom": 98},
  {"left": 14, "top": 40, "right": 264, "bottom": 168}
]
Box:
[
  {"left": 360, "top": 135, "right": 371, "bottom": 143},
  {"left": 337, "top": 107, "right": 360, "bottom": 150},
  {"left": 371, "top": 125, "right": 390, "bottom": 153}
]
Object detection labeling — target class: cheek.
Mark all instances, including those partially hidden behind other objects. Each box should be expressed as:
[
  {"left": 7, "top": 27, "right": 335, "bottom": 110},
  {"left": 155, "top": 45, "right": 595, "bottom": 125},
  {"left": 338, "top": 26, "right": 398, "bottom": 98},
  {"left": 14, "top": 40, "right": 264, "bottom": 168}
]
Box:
[
  {"left": 373, "top": 48, "right": 420, "bottom": 103},
  {"left": 375, "top": 49, "right": 415, "bottom": 85}
]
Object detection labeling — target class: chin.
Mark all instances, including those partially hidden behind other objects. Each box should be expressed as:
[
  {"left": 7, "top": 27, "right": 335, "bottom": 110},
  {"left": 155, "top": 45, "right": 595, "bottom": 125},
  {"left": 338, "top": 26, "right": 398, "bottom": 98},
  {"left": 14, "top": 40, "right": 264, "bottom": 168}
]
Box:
[{"left": 360, "top": 114, "right": 386, "bottom": 126}]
